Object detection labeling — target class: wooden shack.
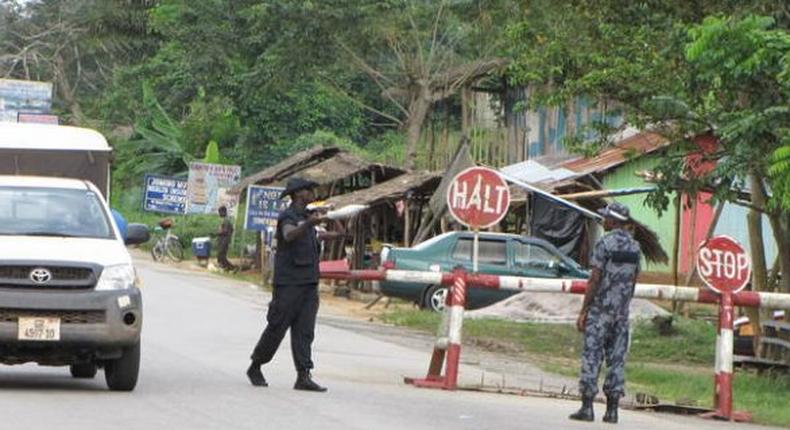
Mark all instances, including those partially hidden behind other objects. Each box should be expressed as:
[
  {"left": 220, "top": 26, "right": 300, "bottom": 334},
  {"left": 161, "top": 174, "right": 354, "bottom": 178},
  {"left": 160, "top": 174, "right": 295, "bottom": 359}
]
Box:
[{"left": 324, "top": 171, "right": 442, "bottom": 276}]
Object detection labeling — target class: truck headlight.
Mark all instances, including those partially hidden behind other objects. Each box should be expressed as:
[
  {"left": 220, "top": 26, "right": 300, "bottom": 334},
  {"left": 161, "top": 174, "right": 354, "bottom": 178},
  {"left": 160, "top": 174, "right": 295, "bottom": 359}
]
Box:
[{"left": 96, "top": 264, "right": 136, "bottom": 290}]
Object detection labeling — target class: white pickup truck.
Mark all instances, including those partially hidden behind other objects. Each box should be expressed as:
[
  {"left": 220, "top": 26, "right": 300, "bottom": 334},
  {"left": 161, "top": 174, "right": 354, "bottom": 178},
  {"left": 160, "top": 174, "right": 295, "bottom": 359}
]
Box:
[{"left": 0, "top": 123, "right": 148, "bottom": 391}]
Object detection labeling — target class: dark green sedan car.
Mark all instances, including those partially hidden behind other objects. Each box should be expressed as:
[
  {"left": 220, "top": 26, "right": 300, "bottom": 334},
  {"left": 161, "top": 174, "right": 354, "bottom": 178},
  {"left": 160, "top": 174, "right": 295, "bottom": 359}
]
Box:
[{"left": 379, "top": 231, "right": 589, "bottom": 311}]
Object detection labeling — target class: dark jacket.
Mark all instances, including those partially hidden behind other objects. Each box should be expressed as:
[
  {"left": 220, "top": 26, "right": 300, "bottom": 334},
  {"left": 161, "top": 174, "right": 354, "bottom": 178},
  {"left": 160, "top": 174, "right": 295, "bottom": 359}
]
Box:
[{"left": 273, "top": 206, "right": 319, "bottom": 286}]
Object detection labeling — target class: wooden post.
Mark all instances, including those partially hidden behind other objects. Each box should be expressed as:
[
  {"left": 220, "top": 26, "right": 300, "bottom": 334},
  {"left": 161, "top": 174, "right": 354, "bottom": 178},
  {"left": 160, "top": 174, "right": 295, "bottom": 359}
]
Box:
[
  {"left": 255, "top": 231, "right": 262, "bottom": 270},
  {"left": 353, "top": 214, "right": 367, "bottom": 290},
  {"left": 404, "top": 200, "right": 412, "bottom": 247},
  {"left": 260, "top": 231, "right": 268, "bottom": 286},
  {"left": 672, "top": 192, "right": 682, "bottom": 314}
]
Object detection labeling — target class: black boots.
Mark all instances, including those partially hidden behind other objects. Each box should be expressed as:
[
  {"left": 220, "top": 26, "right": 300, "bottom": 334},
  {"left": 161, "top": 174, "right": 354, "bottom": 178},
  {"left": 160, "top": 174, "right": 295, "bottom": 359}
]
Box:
[
  {"left": 246, "top": 362, "right": 268, "bottom": 387},
  {"left": 247, "top": 365, "right": 326, "bottom": 392},
  {"left": 603, "top": 396, "right": 619, "bottom": 424},
  {"left": 294, "top": 371, "right": 327, "bottom": 392},
  {"left": 569, "top": 396, "right": 594, "bottom": 422}
]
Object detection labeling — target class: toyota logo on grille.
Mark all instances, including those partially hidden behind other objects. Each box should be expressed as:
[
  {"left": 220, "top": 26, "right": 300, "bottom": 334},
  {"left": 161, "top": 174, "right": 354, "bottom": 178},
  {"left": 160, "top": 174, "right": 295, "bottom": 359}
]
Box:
[{"left": 29, "top": 268, "right": 52, "bottom": 284}]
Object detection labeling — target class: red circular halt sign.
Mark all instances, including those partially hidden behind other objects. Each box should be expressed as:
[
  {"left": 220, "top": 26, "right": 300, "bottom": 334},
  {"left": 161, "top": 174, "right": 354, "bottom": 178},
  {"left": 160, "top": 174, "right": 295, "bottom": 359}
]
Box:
[
  {"left": 696, "top": 235, "right": 752, "bottom": 294},
  {"left": 446, "top": 167, "right": 510, "bottom": 229}
]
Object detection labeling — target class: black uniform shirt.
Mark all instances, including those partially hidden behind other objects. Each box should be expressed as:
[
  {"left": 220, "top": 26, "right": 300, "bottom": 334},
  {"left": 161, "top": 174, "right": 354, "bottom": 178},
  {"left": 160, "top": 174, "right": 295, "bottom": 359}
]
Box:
[{"left": 273, "top": 206, "right": 320, "bottom": 286}]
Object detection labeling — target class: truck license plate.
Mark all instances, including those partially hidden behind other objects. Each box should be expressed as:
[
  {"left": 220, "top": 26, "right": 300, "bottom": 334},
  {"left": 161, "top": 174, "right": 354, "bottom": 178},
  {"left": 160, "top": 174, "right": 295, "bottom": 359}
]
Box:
[{"left": 18, "top": 317, "right": 61, "bottom": 341}]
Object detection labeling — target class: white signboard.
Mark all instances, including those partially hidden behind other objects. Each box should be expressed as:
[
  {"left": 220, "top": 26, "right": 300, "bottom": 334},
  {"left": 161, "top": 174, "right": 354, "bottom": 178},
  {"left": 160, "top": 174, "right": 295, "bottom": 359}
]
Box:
[
  {"left": 186, "top": 162, "right": 242, "bottom": 216},
  {"left": 0, "top": 79, "right": 53, "bottom": 123}
]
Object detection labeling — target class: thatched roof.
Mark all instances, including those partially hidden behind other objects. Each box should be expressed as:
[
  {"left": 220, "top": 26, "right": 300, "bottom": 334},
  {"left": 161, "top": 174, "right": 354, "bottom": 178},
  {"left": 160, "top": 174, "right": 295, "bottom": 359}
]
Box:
[
  {"left": 578, "top": 198, "right": 669, "bottom": 266},
  {"left": 325, "top": 171, "right": 442, "bottom": 208},
  {"left": 272, "top": 152, "right": 385, "bottom": 187},
  {"left": 232, "top": 146, "right": 404, "bottom": 194},
  {"left": 232, "top": 145, "right": 337, "bottom": 193}
]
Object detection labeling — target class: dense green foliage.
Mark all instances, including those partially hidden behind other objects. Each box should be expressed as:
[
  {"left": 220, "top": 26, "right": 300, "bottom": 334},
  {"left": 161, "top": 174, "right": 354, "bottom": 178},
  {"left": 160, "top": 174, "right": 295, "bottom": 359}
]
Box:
[
  {"left": 507, "top": 1, "right": 790, "bottom": 212},
  {"left": 2, "top": 0, "right": 789, "bottom": 245}
]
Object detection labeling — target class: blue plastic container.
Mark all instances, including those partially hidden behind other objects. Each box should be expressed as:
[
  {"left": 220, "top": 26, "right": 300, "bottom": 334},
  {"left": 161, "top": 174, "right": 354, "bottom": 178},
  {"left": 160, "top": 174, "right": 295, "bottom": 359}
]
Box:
[{"left": 191, "top": 237, "right": 212, "bottom": 258}]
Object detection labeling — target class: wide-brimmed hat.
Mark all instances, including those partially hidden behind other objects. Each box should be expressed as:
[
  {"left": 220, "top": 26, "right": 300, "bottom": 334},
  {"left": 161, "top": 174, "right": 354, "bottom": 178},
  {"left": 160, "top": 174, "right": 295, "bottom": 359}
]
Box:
[
  {"left": 598, "top": 202, "right": 630, "bottom": 221},
  {"left": 280, "top": 177, "right": 319, "bottom": 199}
]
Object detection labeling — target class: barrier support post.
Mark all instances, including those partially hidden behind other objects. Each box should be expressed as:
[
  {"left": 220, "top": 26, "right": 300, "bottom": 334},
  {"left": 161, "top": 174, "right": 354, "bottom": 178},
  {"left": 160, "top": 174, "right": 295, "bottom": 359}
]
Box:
[
  {"left": 405, "top": 267, "right": 467, "bottom": 390},
  {"left": 702, "top": 292, "right": 752, "bottom": 422}
]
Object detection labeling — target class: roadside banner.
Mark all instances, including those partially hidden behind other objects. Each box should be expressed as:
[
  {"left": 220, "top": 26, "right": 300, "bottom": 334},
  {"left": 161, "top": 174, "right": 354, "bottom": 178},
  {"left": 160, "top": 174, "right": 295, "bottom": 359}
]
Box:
[
  {"left": 186, "top": 162, "right": 242, "bottom": 216},
  {"left": 245, "top": 185, "right": 287, "bottom": 240},
  {"left": 0, "top": 79, "right": 53, "bottom": 123},
  {"left": 17, "top": 113, "right": 58, "bottom": 124},
  {"left": 143, "top": 174, "right": 188, "bottom": 214}
]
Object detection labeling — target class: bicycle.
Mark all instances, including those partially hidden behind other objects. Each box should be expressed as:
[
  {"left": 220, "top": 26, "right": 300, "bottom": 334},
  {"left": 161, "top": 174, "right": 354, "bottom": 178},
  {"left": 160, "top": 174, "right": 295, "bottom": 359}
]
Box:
[{"left": 151, "top": 218, "right": 184, "bottom": 262}]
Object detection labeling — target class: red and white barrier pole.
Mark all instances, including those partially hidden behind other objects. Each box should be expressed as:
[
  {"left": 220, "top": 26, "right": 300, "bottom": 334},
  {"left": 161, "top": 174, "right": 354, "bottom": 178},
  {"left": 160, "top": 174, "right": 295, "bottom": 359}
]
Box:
[
  {"left": 443, "top": 268, "right": 467, "bottom": 389},
  {"left": 405, "top": 268, "right": 467, "bottom": 390},
  {"left": 703, "top": 292, "right": 752, "bottom": 422},
  {"left": 320, "top": 268, "right": 790, "bottom": 310},
  {"left": 716, "top": 292, "right": 735, "bottom": 419},
  {"left": 321, "top": 267, "right": 790, "bottom": 406}
]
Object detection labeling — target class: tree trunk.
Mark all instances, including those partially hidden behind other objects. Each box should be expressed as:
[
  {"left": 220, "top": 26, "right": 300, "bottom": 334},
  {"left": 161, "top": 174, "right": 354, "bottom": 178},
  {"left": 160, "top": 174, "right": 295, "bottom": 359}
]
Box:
[
  {"left": 427, "top": 114, "right": 436, "bottom": 170},
  {"left": 404, "top": 87, "right": 432, "bottom": 170},
  {"left": 671, "top": 192, "right": 682, "bottom": 314},
  {"left": 746, "top": 173, "right": 769, "bottom": 352},
  {"left": 768, "top": 211, "right": 790, "bottom": 293},
  {"left": 54, "top": 54, "right": 86, "bottom": 124}
]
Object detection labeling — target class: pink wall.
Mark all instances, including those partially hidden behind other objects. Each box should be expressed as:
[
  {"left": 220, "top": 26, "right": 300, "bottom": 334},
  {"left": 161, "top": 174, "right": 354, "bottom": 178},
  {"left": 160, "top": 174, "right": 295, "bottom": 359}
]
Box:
[{"left": 678, "top": 134, "right": 719, "bottom": 273}]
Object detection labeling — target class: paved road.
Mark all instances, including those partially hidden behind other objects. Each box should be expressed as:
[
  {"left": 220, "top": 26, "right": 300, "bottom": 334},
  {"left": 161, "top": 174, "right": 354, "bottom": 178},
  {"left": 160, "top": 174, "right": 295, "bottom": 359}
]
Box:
[{"left": 0, "top": 259, "right": 778, "bottom": 430}]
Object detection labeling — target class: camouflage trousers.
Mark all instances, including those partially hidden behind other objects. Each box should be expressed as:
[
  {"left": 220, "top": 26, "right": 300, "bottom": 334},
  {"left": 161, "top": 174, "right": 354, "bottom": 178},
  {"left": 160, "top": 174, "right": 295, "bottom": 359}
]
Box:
[{"left": 578, "top": 308, "right": 630, "bottom": 398}]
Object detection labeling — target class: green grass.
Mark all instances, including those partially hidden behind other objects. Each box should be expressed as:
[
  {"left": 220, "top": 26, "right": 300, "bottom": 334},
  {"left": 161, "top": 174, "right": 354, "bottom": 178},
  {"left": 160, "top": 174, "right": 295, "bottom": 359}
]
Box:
[
  {"left": 381, "top": 308, "right": 790, "bottom": 427},
  {"left": 381, "top": 310, "right": 715, "bottom": 364},
  {"left": 626, "top": 365, "right": 790, "bottom": 426}
]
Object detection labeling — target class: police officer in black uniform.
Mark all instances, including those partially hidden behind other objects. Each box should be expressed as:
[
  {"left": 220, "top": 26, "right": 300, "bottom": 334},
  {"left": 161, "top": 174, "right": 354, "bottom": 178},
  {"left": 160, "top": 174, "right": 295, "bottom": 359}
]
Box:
[{"left": 246, "top": 177, "right": 336, "bottom": 392}]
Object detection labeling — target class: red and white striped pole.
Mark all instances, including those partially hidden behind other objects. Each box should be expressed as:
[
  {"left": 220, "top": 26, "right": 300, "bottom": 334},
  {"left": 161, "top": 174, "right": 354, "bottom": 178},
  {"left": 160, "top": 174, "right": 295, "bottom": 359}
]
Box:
[
  {"left": 443, "top": 268, "right": 467, "bottom": 390},
  {"left": 714, "top": 292, "right": 735, "bottom": 420},
  {"left": 703, "top": 291, "right": 753, "bottom": 421},
  {"left": 322, "top": 267, "right": 790, "bottom": 403},
  {"left": 320, "top": 268, "right": 790, "bottom": 311},
  {"left": 404, "top": 268, "right": 467, "bottom": 390}
]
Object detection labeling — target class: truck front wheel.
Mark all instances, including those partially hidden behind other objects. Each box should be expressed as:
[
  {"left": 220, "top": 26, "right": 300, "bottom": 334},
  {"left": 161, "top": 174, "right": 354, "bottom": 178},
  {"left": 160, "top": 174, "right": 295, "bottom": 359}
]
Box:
[{"left": 104, "top": 341, "right": 140, "bottom": 391}]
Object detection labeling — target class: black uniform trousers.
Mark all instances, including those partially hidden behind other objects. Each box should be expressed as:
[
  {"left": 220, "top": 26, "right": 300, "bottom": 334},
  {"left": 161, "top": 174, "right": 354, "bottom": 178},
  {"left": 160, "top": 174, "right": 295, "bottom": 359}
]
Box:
[
  {"left": 216, "top": 236, "right": 235, "bottom": 270},
  {"left": 251, "top": 284, "right": 319, "bottom": 372}
]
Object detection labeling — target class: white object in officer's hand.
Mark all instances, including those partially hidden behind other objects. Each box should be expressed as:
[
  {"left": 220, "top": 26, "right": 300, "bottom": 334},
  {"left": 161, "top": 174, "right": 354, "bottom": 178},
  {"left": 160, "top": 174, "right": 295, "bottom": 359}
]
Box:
[
  {"left": 326, "top": 204, "right": 368, "bottom": 220},
  {"left": 306, "top": 201, "right": 334, "bottom": 212}
]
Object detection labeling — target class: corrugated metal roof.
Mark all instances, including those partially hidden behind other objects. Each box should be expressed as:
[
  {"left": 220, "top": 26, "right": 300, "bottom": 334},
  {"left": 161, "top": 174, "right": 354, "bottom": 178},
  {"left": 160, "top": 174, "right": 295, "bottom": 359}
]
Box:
[
  {"left": 561, "top": 132, "right": 668, "bottom": 175},
  {"left": 500, "top": 159, "right": 578, "bottom": 184}
]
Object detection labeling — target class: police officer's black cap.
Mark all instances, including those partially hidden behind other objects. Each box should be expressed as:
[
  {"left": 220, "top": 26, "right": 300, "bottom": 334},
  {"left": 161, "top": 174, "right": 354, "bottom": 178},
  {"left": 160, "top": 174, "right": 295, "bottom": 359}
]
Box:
[
  {"left": 280, "top": 177, "right": 319, "bottom": 199},
  {"left": 598, "top": 202, "right": 630, "bottom": 221}
]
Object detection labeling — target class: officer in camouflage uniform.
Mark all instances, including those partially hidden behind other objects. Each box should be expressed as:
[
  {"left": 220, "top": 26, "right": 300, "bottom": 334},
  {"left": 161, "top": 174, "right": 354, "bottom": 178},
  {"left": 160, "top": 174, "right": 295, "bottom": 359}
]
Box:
[{"left": 570, "top": 202, "right": 641, "bottom": 424}]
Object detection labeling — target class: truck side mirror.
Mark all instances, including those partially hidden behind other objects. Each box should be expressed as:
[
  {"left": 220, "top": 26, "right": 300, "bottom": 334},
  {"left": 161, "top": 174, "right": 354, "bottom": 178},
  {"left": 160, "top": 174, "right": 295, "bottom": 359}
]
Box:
[{"left": 125, "top": 223, "right": 150, "bottom": 246}]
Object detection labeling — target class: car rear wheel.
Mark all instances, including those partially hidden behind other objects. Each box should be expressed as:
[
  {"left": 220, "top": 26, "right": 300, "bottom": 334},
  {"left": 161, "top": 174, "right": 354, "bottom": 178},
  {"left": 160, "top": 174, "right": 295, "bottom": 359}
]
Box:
[
  {"left": 422, "top": 285, "right": 448, "bottom": 313},
  {"left": 105, "top": 341, "right": 140, "bottom": 391},
  {"left": 70, "top": 363, "right": 98, "bottom": 379}
]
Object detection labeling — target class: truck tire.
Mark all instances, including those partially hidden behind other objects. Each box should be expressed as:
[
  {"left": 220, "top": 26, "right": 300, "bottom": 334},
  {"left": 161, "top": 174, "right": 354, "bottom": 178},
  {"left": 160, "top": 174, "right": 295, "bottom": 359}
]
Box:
[
  {"left": 70, "top": 363, "right": 98, "bottom": 379},
  {"left": 105, "top": 341, "right": 140, "bottom": 391},
  {"left": 422, "top": 285, "right": 448, "bottom": 313}
]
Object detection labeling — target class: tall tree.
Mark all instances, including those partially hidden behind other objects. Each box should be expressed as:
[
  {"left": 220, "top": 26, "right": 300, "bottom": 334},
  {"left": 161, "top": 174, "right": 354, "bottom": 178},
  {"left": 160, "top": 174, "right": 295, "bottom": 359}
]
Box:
[
  {"left": 332, "top": 0, "right": 511, "bottom": 169},
  {"left": 0, "top": 0, "right": 156, "bottom": 123},
  {"left": 506, "top": 2, "right": 790, "bottom": 340}
]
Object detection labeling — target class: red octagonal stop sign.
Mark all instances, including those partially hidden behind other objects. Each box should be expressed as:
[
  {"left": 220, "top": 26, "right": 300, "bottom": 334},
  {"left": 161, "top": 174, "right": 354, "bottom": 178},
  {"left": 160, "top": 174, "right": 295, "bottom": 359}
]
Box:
[
  {"left": 446, "top": 167, "right": 510, "bottom": 229},
  {"left": 696, "top": 236, "right": 752, "bottom": 294}
]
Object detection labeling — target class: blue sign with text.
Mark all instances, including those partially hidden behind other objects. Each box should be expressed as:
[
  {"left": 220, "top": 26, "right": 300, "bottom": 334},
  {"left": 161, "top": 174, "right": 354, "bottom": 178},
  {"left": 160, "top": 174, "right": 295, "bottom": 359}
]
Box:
[
  {"left": 245, "top": 185, "right": 287, "bottom": 233},
  {"left": 143, "top": 175, "right": 188, "bottom": 214}
]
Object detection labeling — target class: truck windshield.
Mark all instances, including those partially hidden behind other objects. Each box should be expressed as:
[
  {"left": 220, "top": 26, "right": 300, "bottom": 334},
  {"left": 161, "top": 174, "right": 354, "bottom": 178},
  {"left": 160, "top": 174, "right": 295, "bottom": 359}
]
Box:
[{"left": 0, "top": 187, "right": 115, "bottom": 240}]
